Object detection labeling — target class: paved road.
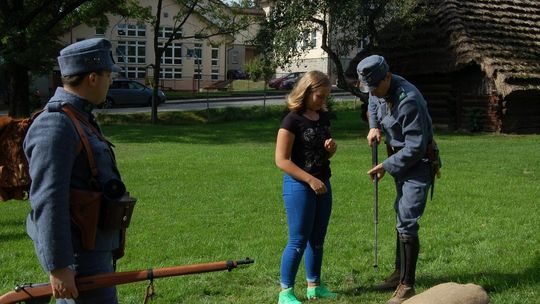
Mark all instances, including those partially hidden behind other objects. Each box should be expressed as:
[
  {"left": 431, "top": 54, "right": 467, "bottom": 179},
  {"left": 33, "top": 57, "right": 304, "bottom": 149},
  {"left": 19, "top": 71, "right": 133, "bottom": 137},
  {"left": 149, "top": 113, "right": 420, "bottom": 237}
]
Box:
[
  {"left": 0, "top": 92, "right": 359, "bottom": 116},
  {"left": 95, "top": 92, "right": 358, "bottom": 115}
]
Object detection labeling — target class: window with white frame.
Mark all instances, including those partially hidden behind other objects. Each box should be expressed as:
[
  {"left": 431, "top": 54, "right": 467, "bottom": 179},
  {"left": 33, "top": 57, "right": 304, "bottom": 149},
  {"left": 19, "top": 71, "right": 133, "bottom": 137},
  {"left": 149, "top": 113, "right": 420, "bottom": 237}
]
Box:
[
  {"left": 231, "top": 50, "right": 239, "bottom": 64},
  {"left": 193, "top": 68, "right": 202, "bottom": 80},
  {"left": 161, "top": 43, "right": 182, "bottom": 65},
  {"left": 160, "top": 67, "right": 182, "bottom": 79},
  {"left": 126, "top": 66, "right": 146, "bottom": 79},
  {"left": 311, "top": 31, "right": 317, "bottom": 47},
  {"left": 194, "top": 43, "right": 202, "bottom": 65},
  {"left": 117, "top": 24, "right": 146, "bottom": 37},
  {"left": 158, "top": 26, "right": 182, "bottom": 39},
  {"left": 301, "top": 30, "right": 317, "bottom": 49},
  {"left": 211, "top": 47, "right": 219, "bottom": 66},
  {"left": 211, "top": 68, "right": 219, "bottom": 80},
  {"left": 117, "top": 41, "right": 146, "bottom": 64}
]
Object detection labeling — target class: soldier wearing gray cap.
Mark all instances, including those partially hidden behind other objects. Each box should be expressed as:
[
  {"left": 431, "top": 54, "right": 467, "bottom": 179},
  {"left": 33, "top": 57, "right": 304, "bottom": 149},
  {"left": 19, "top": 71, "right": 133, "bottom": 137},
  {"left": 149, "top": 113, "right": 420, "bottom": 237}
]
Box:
[
  {"left": 357, "top": 55, "right": 435, "bottom": 304},
  {"left": 24, "top": 38, "right": 126, "bottom": 303}
]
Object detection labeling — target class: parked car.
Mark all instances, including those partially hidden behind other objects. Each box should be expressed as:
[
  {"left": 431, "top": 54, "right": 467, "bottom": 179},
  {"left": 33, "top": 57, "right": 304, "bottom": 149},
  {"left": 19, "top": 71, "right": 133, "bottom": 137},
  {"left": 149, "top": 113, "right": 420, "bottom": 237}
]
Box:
[
  {"left": 279, "top": 72, "right": 306, "bottom": 90},
  {"left": 227, "top": 69, "right": 248, "bottom": 80},
  {"left": 105, "top": 79, "right": 166, "bottom": 108},
  {"left": 268, "top": 72, "right": 305, "bottom": 89}
]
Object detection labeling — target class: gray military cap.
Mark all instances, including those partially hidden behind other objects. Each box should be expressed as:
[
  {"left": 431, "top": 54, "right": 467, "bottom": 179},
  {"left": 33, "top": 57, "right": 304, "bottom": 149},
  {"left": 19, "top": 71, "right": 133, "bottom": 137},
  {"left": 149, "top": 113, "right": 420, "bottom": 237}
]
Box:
[
  {"left": 58, "top": 38, "right": 121, "bottom": 77},
  {"left": 356, "top": 55, "right": 389, "bottom": 93}
]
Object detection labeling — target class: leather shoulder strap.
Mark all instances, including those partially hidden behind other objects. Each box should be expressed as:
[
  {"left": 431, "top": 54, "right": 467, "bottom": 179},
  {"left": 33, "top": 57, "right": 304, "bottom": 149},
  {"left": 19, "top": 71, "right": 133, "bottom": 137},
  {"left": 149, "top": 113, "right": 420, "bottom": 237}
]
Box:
[{"left": 62, "top": 105, "right": 99, "bottom": 179}]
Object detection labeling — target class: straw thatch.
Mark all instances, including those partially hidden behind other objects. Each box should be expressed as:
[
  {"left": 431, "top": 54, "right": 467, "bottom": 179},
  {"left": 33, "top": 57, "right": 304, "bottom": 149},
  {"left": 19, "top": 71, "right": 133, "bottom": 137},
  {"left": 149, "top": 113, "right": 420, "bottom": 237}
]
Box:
[{"left": 347, "top": 0, "right": 540, "bottom": 133}]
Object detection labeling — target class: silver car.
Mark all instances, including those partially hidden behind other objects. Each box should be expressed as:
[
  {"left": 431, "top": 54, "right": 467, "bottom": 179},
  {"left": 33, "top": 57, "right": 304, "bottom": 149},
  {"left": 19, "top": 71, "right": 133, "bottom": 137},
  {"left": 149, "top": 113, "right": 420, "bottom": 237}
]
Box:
[{"left": 105, "top": 79, "right": 166, "bottom": 108}]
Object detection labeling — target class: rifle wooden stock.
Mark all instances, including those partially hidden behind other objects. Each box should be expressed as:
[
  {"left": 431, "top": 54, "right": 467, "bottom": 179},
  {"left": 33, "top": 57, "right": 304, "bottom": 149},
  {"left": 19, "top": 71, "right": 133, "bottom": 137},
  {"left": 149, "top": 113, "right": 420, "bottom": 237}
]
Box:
[{"left": 0, "top": 258, "right": 254, "bottom": 304}]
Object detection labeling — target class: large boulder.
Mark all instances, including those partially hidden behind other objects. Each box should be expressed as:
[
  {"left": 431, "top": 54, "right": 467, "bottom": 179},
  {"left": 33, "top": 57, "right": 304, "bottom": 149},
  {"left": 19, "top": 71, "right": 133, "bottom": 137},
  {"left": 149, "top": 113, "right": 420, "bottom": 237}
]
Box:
[{"left": 403, "top": 282, "right": 489, "bottom": 304}]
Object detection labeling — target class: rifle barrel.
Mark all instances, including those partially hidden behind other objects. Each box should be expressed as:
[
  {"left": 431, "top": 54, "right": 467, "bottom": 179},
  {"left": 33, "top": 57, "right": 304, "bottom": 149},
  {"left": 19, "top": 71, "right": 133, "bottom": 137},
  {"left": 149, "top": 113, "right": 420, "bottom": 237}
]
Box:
[
  {"left": 372, "top": 142, "right": 379, "bottom": 268},
  {"left": 0, "top": 258, "right": 254, "bottom": 304}
]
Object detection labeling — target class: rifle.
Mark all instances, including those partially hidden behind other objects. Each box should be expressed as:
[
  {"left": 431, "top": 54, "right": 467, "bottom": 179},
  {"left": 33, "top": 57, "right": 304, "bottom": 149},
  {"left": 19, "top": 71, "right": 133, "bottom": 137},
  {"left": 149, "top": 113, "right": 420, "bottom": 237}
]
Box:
[
  {"left": 0, "top": 258, "right": 254, "bottom": 304},
  {"left": 372, "top": 141, "right": 379, "bottom": 269}
]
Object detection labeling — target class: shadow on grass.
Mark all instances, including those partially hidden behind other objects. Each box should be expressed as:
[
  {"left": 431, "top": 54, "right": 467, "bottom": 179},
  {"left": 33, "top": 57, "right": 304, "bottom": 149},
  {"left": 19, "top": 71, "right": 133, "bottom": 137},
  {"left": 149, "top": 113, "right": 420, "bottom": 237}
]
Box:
[
  {"left": 338, "top": 253, "right": 540, "bottom": 298},
  {"left": 419, "top": 255, "right": 540, "bottom": 293},
  {"left": 351, "top": 254, "right": 540, "bottom": 296},
  {"left": 0, "top": 218, "right": 27, "bottom": 242},
  {"left": 100, "top": 107, "right": 368, "bottom": 145},
  {"left": 0, "top": 231, "right": 27, "bottom": 242},
  {"left": 0, "top": 218, "right": 26, "bottom": 227}
]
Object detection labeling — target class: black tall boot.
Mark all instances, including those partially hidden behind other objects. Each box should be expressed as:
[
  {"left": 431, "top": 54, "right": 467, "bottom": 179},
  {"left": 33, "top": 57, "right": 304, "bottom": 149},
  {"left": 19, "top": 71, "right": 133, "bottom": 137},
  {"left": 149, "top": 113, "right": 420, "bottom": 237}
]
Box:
[
  {"left": 387, "top": 234, "right": 419, "bottom": 304},
  {"left": 376, "top": 231, "right": 401, "bottom": 290}
]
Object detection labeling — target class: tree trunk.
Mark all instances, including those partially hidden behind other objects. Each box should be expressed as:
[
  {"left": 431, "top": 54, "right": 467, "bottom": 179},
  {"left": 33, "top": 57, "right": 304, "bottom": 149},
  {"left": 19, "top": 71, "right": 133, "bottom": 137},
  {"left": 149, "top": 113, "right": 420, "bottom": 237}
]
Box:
[
  {"left": 7, "top": 63, "right": 31, "bottom": 118},
  {"left": 151, "top": 61, "right": 161, "bottom": 124}
]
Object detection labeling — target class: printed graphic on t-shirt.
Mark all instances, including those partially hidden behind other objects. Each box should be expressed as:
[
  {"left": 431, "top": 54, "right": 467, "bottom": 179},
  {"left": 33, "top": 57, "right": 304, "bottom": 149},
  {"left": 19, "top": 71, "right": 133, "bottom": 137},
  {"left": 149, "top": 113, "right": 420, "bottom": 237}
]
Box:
[{"left": 302, "top": 124, "right": 330, "bottom": 170}]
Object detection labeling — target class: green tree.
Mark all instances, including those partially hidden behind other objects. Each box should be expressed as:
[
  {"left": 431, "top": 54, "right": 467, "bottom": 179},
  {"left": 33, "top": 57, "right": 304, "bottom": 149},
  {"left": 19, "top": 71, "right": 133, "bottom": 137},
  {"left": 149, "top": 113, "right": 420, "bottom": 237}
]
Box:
[
  {"left": 245, "top": 55, "right": 275, "bottom": 82},
  {"left": 0, "top": 0, "right": 148, "bottom": 117},
  {"left": 147, "top": 0, "right": 258, "bottom": 123},
  {"left": 254, "top": 0, "right": 422, "bottom": 98},
  {"left": 245, "top": 55, "right": 276, "bottom": 111}
]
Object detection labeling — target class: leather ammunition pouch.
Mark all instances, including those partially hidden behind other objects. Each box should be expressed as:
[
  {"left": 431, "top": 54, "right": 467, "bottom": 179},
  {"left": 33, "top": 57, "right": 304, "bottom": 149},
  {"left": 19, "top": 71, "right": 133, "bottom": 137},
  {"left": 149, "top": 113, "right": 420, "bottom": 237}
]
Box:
[
  {"left": 386, "top": 140, "right": 441, "bottom": 179},
  {"left": 70, "top": 188, "right": 103, "bottom": 250},
  {"left": 70, "top": 188, "right": 136, "bottom": 251},
  {"left": 386, "top": 139, "right": 442, "bottom": 200},
  {"left": 425, "top": 139, "right": 442, "bottom": 179},
  {"left": 99, "top": 193, "right": 136, "bottom": 230}
]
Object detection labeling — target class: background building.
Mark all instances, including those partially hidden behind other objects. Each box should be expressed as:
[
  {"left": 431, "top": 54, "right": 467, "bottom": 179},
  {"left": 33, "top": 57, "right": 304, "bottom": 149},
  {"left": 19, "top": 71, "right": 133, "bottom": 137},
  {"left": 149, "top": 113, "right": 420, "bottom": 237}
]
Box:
[
  {"left": 258, "top": 0, "right": 359, "bottom": 83},
  {"left": 57, "top": 0, "right": 263, "bottom": 91},
  {"left": 346, "top": 0, "right": 540, "bottom": 133}
]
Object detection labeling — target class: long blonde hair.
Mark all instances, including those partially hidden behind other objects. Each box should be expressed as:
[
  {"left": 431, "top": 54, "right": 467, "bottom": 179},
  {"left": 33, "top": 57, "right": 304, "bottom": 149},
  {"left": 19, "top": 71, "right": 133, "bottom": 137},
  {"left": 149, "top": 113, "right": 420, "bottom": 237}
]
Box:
[{"left": 286, "top": 70, "right": 331, "bottom": 113}]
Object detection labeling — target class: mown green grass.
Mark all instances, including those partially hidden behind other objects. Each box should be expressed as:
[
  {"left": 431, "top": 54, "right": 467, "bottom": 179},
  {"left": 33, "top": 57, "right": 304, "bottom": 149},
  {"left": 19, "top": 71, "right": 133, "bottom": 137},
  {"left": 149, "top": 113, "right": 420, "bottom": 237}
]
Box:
[{"left": 1, "top": 102, "right": 538, "bottom": 303}]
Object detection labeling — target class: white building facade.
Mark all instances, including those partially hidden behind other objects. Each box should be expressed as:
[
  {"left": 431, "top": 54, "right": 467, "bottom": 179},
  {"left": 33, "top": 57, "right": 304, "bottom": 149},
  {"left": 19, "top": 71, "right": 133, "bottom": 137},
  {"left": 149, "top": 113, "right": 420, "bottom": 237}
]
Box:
[
  {"left": 259, "top": 0, "right": 358, "bottom": 83},
  {"left": 57, "top": 0, "right": 260, "bottom": 91}
]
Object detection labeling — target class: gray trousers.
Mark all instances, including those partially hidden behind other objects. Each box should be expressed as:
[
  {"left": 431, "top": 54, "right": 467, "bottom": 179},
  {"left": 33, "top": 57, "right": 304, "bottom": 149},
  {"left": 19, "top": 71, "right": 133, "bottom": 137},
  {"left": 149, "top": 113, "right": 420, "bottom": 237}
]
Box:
[{"left": 393, "top": 162, "right": 432, "bottom": 236}]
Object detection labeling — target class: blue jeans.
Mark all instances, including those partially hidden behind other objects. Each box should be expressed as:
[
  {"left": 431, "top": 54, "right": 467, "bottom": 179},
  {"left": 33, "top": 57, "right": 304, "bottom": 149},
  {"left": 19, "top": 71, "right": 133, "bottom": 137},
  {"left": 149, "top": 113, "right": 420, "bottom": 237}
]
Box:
[
  {"left": 280, "top": 174, "right": 332, "bottom": 289},
  {"left": 56, "top": 251, "right": 118, "bottom": 304}
]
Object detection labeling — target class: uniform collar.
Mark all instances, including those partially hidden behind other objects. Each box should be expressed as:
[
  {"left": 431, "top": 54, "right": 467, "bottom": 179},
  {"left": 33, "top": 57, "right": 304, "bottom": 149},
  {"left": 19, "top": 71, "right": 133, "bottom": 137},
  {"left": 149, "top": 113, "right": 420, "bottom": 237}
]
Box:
[
  {"left": 384, "top": 75, "right": 406, "bottom": 105},
  {"left": 47, "top": 87, "right": 95, "bottom": 115}
]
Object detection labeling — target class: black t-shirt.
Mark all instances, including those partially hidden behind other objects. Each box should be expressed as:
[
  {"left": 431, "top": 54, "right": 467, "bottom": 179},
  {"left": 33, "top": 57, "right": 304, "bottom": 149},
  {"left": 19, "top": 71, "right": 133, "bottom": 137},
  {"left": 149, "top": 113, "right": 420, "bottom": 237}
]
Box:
[{"left": 280, "top": 111, "right": 332, "bottom": 180}]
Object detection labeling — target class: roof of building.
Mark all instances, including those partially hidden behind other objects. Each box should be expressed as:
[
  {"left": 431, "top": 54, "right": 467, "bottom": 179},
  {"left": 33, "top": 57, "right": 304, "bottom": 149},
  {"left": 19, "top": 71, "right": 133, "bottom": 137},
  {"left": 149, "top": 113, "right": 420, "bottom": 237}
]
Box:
[{"left": 348, "top": 0, "right": 540, "bottom": 97}]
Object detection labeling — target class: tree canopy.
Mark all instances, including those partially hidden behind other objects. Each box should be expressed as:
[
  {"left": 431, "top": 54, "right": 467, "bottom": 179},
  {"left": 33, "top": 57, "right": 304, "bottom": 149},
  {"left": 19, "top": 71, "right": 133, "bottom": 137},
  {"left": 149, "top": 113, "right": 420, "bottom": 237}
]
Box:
[
  {"left": 254, "top": 0, "right": 422, "bottom": 97},
  {"left": 0, "top": 0, "right": 149, "bottom": 117},
  {"left": 147, "top": 0, "right": 259, "bottom": 123}
]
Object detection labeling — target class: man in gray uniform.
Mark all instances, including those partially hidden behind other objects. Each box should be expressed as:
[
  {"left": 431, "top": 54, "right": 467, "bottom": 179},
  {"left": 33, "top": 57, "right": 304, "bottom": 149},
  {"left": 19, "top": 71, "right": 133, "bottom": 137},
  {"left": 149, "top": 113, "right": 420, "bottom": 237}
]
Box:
[
  {"left": 357, "top": 55, "right": 434, "bottom": 304},
  {"left": 24, "top": 38, "right": 126, "bottom": 303}
]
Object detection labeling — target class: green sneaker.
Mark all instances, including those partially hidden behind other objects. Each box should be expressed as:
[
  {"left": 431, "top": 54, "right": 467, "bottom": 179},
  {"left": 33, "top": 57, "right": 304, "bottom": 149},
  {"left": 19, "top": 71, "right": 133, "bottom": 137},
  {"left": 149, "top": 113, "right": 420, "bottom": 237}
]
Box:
[
  {"left": 278, "top": 288, "right": 302, "bottom": 304},
  {"left": 306, "top": 283, "right": 337, "bottom": 300}
]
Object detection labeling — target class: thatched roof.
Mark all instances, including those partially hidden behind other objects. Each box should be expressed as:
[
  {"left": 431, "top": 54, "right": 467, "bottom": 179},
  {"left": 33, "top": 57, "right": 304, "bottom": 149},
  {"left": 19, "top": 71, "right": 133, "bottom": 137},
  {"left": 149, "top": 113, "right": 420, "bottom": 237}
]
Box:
[{"left": 348, "top": 0, "right": 540, "bottom": 98}]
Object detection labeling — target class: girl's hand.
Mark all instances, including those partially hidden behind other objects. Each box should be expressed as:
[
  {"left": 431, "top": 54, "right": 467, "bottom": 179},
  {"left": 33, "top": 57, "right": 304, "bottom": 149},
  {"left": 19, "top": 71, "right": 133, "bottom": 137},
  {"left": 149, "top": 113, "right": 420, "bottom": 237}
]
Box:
[
  {"left": 308, "top": 177, "right": 327, "bottom": 195},
  {"left": 324, "top": 138, "right": 337, "bottom": 154}
]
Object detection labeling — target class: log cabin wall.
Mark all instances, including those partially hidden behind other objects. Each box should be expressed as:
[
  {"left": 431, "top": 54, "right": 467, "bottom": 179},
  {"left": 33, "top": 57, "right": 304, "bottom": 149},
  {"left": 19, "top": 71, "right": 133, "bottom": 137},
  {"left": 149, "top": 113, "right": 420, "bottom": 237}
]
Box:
[
  {"left": 501, "top": 91, "right": 540, "bottom": 133},
  {"left": 406, "top": 74, "right": 453, "bottom": 130},
  {"left": 346, "top": 0, "right": 540, "bottom": 134},
  {"left": 408, "top": 65, "right": 502, "bottom": 133}
]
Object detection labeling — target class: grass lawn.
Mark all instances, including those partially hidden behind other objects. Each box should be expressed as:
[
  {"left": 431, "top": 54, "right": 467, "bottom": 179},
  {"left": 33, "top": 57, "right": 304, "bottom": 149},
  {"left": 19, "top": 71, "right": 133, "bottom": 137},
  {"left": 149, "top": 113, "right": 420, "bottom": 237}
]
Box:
[{"left": 1, "top": 102, "right": 538, "bottom": 303}]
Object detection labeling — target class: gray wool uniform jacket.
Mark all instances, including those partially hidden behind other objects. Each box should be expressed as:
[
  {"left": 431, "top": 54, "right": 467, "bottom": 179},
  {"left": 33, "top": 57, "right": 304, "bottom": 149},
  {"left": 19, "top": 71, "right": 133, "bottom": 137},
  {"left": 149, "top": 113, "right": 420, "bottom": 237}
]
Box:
[
  {"left": 368, "top": 74, "right": 434, "bottom": 180},
  {"left": 23, "top": 87, "right": 121, "bottom": 272}
]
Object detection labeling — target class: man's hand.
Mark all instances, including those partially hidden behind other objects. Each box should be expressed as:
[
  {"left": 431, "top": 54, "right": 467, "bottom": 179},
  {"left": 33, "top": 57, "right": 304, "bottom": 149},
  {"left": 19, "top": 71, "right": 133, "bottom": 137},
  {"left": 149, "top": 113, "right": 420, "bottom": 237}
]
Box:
[
  {"left": 50, "top": 266, "right": 78, "bottom": 299},
  {"left": 367, "top": 163, "right": 386, "bottom": 181},
  {"left": 367, "top": 128, "right": 381, "bottom": 147}
]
